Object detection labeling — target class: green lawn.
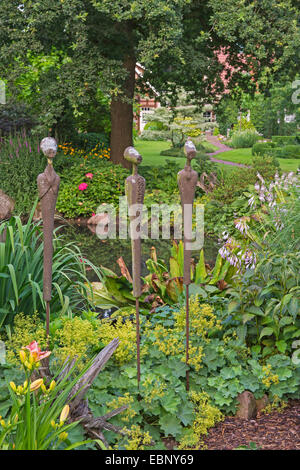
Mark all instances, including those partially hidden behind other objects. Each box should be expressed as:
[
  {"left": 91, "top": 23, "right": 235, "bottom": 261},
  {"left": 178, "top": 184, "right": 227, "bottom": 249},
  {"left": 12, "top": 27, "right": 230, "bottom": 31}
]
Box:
[
  {"left": 135, "top": 140, "right": 300, "bottom": 173},
  {"left": 215, "top": 148, "right": 300, "bottom": 173},
  {"left": 135, "top": 139, "right": 186, "bottom": 167}
]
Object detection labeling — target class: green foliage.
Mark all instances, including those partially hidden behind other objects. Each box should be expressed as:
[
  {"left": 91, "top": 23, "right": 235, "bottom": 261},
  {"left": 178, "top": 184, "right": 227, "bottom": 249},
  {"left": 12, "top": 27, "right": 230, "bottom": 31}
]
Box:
[
  {"left": 235, "top": 442, "right": 261, "bottom": 450},
  {"left": 202, "top": 155, "right": 283, "bottom": 240},
  {"left": 143, "top": 120, "right": 168, "bottom": 132},
  {"left": 218, "top": 171, "right": 300, "bottom": 359},
  {"left": 252, "top": 137, "right": 300, "bottom": 160},
  {"left": 0, "top": 0, "right": 299, "bottom": 160},
  {"left": 232, "top": 118, "right": 256, "bottom": 133},
  {"left": 56, "top": 161, "right": 129, "bottom": 218},
  {"left": 0, "top": 209, "right": 100, "bottom": 329},
  {"left": 272, "top": 145, "right": 300, "bottom": 159},
  {"left": 215, "top": 97, "right": 239, "bottom": 136},
  {"left": 142, "top": 104, "right": 214, "bottom": 149},
  {"left": 0, "top": 103, "right": 35, "bottom": 136},
  {"left": 142, "top": 160, "right": 182, "bottom": 195},
  {"left": 139, "top": 130, "right": 171, "bottom": 141},
  {"left": 250, "top": 80, "right": 299, "bottom": 138},
  {"left": 91, "top": 241, "right": 236, "bottom": 314},
  {"left": 0, "top": 347, "right": 101, "bottom": 450},
  {"left": 252, "top": 141, "right": 276, "bottom": 156},
  {"left": 231, "top": 130, "right": 260, "bottom": 149},
  {"left": 211, "top": 156, "right": 279, "bottom": 205},
  {"left": 159, "top": 141, "right": 215, "bottom": 158},
  {"left": 85, "top": 296, "right": 300, "bottom": 448},
  {"left": 0, "top": 133, "right": 71, "bottom": 214},
  {"left": 227, "top": 251, "right": 300, "bottom": 357},
  {"left": 160, "top": 147, "right": 189, "bottom": 157},
  {"left": 193, "top": 153, "right": 219, "bottom": 181},
  {"left": 71, "top": 132, "right": 110, "bottom": 151},
  {"left": 272, "top": 136, "right": 298, "bottom": 147}
]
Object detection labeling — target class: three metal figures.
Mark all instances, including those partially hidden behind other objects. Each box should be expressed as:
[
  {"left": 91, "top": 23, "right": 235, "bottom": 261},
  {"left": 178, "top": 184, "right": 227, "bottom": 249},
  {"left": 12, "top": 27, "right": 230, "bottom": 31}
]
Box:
[{"left": 38, "top": 137, "right": 198, "bottom": 391}]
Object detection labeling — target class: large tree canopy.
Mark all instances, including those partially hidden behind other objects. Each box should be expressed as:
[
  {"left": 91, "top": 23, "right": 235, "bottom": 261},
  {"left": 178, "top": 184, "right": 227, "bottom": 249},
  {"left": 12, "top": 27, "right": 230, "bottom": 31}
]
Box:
[{"left": 0, "top": 0, "right": 299, "bottom": 166}]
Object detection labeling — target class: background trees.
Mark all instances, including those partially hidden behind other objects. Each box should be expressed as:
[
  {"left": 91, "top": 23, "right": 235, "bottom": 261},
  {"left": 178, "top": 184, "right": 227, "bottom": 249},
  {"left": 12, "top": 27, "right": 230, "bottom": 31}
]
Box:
[{"left": 0, "top": 0, "right": 299, "bottom": 166}]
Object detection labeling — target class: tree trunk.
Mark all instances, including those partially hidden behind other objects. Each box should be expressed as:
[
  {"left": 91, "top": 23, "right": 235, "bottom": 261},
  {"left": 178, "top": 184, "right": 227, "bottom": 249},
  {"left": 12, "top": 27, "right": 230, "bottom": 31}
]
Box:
[{"left": 110, "top": 55, "right": 136, "bottom": 169}]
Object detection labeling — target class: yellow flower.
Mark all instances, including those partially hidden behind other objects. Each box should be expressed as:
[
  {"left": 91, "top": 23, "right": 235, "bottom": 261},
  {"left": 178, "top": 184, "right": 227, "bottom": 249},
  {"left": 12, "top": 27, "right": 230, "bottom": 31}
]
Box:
[
  {"left": 49, "top": 380, "right": 56, "bottom": 392},
  {"left": 58, "top": 432, "right": 68, "bottom": 441},
  {"left": 60, "top": 405, "right": 70, "bottom": 423},
  {"left": 30, "top": 378, "right": 44, "bottom": 392},
  {"left": 19, "top": 350, "right": 26, "bottom": 364},
  {"left": 9, "top": 381, "right": 17, "bottom": 392}
]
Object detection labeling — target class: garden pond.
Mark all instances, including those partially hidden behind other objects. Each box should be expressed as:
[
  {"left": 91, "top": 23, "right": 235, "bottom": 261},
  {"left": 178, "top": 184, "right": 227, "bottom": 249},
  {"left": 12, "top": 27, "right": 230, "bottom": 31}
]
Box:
[{"left": 57, "top": 221, "right": 219, "bottom": 281}]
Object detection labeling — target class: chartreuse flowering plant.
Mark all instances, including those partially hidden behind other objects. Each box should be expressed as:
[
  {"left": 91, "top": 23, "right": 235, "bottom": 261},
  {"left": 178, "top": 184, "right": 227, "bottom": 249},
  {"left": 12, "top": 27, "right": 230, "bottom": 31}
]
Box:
[
  {"left": 85, "top": 295, "right": 300, "bottom": 449},
  {"left": 0, "top": 342, "right": 103, "bottom": 450}
]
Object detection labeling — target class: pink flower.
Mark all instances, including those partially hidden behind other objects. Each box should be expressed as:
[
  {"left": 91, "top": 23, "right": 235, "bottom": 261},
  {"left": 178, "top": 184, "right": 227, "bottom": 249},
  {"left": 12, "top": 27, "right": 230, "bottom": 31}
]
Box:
[
  {"left": 24, "top": 341, "right": 51, "bottom": 362},
  {"left": 92, "top": 212, "right": 96, "bottom": 217},
  {"left": 85, "top": 173, "right": 93, "bottom": 179},
  {"left": 78, "top": 183, "right": 88, "bottom": 191}
]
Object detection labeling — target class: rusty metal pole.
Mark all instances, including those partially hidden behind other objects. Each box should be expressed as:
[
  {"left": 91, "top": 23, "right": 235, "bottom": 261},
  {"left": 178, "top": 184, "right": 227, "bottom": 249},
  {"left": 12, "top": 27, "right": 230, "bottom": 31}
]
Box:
[
  {"left": 37, "top": 138, "right": 60, "bottom": 344},
  {"left": 124, "top": 146, "right": 145, "bottom": 389},
  {"left": 177, "top": 138, "right": 198, "bottom": 391}
]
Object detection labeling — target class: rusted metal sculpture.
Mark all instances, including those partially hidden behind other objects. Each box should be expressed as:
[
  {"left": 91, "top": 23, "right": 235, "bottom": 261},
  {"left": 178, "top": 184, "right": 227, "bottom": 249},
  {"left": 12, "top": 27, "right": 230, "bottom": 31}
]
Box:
[
  {"left": 124, "top": 146, "right": 146, "bottom": 388},
  {"left": 177, "top": 138, "right": 198, "bottom": 391},
  {"left": 37, "top": 137, "right": 60, "bottom": 339}
]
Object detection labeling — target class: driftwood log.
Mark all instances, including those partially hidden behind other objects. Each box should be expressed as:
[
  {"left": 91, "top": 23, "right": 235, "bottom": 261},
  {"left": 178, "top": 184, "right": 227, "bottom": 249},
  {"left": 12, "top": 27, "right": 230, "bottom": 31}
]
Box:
[{"left": 39, "top": 338, "right": 134, "bottom": 449}]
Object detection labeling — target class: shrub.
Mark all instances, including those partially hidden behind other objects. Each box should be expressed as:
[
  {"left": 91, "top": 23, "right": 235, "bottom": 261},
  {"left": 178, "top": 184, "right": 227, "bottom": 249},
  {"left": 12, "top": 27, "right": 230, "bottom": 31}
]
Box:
[
  {"left": 232, "top": 118, "right": 257, "bottom": 133},
  {"left": 160, "top": 147, "right": 184, "bottom": 157},
  {"left": 252, "top": 141, "right": 276, "bottom": 156},
  {"left": 160, "top": 143, "right": 210, "bottom": 157},
  {"left": 56, "top": 161, "right": 129, "bottom": 218},
  {"left": 272, "top": 145, "right": 300, "bottom": 159},
  {"left": 211, "top": 155, "right": 279, "bottom": 204},
  {"left": 141, "top": 160, "right": 181, "bottom": 197},
  {"left": 143, "top": 121, "right": 168, "bottom": 131},
  {"left": 231, "top": 130, "right": 260, "bottom": 148},
  {"left": 71, "top": 132, "right": 110, "bottom": 151},
  {"left": 0, "top": 103, "right": 36, "bottom": 136},
  {"left": 139, "top": 129, "right": 171, "bottom": 141},
  {"left": 251, "top": 154, "right": 280, "bottom": 176},
  {"left": 272, "top": 135, "right": 297, "bottom": 147}
]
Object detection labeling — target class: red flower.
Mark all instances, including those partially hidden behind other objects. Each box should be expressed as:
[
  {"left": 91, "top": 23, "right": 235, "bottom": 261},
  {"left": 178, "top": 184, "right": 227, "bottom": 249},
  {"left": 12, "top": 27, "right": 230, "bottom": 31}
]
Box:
[{"left": 78, "top": 183, "right": 88, "bottom": 191}]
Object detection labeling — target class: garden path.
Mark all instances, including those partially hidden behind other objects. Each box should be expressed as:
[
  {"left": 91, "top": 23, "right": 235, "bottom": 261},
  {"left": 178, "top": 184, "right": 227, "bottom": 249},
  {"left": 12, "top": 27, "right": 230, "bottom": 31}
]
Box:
[{"left": 205, "top": 134, "right": 249, "bottom": 168}]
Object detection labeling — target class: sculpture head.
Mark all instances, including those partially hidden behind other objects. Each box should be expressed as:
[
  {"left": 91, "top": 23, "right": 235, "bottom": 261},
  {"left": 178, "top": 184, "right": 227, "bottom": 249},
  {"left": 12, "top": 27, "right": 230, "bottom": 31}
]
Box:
[
  {"left": 184, "top": 138, "right": 197, "bottom": 165},
  {"left": 124, "top": 146, "right": 142, "bottom": 167},
  {"left": 40, "top": 137, "right": 57, "bottom": 164}
]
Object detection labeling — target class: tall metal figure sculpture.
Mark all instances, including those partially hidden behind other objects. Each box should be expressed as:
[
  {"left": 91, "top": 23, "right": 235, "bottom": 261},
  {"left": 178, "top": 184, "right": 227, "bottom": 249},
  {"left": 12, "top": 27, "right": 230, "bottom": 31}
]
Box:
[
  {"left": 177, "top": 138, "right": 198, "bottom": 391},
  {"left": 37, "top": 137, "right": 60, "bottom": 340},
  {"left": 124, "top": 146, "right": 146, "bottom": 388}
]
